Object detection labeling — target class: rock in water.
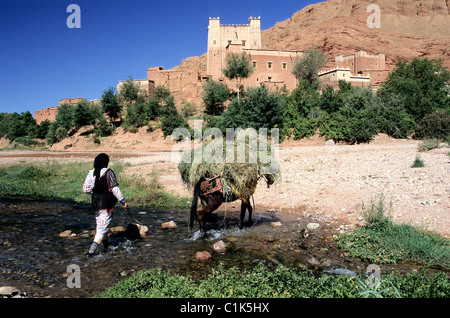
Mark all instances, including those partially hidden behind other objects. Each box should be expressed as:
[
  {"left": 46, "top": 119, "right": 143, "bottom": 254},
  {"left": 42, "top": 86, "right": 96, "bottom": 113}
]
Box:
[
  {"left": 0, "top": 286, "right": 20, "bottom": 297},
  {"left": 59, "top": 230, "right": 72, "bottom": 238},
  {"left": 162, "top": 221, "right": 177, "bottom": 229},
  {"left": 307, "top": 223, "right": 320, "bottom": 230},
  {"left": 195, "top": 251, "right": 212, "bottom": 261},
  {"left": 212, "top": 240, "right": 227, "bottom": 253}
]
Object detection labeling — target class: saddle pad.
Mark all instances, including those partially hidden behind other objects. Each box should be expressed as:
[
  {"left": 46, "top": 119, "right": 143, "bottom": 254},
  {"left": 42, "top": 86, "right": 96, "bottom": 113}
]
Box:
[{"left": 200, "top": 175, "right": 223, "bottom": 196}]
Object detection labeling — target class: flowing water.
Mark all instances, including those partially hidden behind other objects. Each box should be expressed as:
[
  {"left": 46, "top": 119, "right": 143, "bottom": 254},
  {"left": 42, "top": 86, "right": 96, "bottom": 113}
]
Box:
[{"left": 0, "top": 196, "right": 425, "bottom": 298}]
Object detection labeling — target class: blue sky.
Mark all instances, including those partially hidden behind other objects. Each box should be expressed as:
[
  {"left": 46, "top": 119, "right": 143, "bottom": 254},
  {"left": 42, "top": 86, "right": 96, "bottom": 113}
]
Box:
[{"left": 0, "top": 0, "right": 322, "bottom": 115}]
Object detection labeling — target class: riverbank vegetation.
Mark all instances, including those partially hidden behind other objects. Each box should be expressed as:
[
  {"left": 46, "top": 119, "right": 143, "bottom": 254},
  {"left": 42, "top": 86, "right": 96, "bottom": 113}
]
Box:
[
  {"left": 335, "top": 195, "right": 449, "bottom": 268},
  {"left": 0, "top": 160, "right": 190, "bottom": 209},
  {"left": 97, "top": 262, "right": 449, "bottom": 298}
]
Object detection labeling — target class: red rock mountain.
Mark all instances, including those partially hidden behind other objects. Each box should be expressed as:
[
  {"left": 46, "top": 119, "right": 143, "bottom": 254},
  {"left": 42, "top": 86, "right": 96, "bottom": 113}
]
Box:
[{"left": 261, "top": 0, "right": 450, "bottom": 69}]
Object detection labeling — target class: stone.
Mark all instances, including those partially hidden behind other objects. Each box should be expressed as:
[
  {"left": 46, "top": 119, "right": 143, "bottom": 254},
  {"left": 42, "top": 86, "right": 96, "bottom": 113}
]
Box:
[
  {"left": 59, "top": 230, "right": 72, "bottom": 238},
  {"left": 0, "top": 286, "right": 20, "bottom": 296},
  {"left": 325, "top": 139, "right": 335, "bottom": 146},
  {"left": 324, "top": 268, "right": 357, "bottom": 277},
  {"left": 162, "top": 221, "right": 177, "bottom": 229},
  {"left": 110, "top": 226, "right": 126, "bottom": 233},
  {"left": 270, "top": 222, "right": 282, "bottom": 227},
  {"left": 212, "top": 240, "right": 227, "bottom": 253},
  {"left": 195, "top": 251, "right": 212, "bottom": 261},
  {"left": 306, "top": 223, "right": 320, "bottom": 230},
  {"left": 123, "top": 224, "right": 148, "bottom": 240},
  {"left": 307, "top": 257, "right": 320, "bottom": 266}
]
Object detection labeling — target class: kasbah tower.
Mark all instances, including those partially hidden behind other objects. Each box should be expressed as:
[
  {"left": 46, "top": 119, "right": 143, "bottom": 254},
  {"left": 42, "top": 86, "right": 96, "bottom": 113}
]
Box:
[{"left": 207, "top": 16, "right": 262, "bottom": 79}]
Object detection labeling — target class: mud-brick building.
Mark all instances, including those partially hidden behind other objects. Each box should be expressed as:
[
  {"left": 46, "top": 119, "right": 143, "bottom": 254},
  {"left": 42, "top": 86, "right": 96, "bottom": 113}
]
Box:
[
  {"left": 318, "top": 51, "right": 390, "bottom": 90},
  {"left": 33, "top": 97, "right": 87, "bottom": 124}
]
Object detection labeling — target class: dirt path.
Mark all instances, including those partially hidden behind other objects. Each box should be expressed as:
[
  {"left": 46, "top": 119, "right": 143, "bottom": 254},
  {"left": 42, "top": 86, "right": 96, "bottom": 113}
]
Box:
[{"left": 1, "top": 134, "right": 449, "bottom": 237}]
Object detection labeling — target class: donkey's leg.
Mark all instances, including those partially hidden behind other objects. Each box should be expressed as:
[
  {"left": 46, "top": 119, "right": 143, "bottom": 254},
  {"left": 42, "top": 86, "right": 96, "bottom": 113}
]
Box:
[
  {"left": 239, "top": 200, "right": 247, "bottom": 229},
  {"left": 247, "top": 200, "right": 253, "bottom": 225},
  {"left": 197, "top": 194, "right": 223, "bottom": 232},
  {"left": 240, "top": 199, "right": 254, "bottom": 228}
]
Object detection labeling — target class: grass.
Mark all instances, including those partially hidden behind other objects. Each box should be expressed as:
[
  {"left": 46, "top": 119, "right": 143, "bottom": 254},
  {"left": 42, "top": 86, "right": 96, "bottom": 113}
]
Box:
[
  {"left": 0, "top": 160, "right": 191, "bottom": 209},
  {"left": 418, "top": 138, "right": 441, "bottom": 152},
  {"left": 335, "top": 194, "right": 450, "bottom": 268},
  {"left": 97, "top": 262, "right": 449, "bottom": 298},
  {"left": 411, "top": 155, "right": 425, "bottom": 168}
]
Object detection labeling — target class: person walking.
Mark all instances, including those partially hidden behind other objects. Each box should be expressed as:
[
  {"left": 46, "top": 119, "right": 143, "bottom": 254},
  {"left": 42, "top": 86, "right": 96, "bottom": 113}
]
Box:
[{"left": 83, "top": 153, "right": 128, "bottom": 257}]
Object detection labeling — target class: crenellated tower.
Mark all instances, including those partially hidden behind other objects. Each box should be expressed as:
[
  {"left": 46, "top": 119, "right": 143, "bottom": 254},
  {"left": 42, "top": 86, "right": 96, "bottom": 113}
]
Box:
[{"left": 207, "top": 16, "right": 261, "bottom": 79}]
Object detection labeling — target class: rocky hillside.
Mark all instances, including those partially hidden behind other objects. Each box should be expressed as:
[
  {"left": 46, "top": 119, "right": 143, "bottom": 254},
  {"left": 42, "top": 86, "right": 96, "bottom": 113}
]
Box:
[{"left": 261, "top": 0, "right": 450, "bottom": 69}]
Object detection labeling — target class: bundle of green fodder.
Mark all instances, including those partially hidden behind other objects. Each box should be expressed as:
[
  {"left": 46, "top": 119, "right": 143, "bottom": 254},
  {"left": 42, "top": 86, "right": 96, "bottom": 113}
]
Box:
[{"left": 178, "top": 133, "right": 280, "bottom": 202}]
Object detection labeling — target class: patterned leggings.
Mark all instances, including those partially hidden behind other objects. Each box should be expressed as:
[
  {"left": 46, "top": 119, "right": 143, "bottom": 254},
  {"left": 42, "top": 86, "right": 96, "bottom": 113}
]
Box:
[{"left": 95, "top": 208, "right": 113, "bottom": 236}]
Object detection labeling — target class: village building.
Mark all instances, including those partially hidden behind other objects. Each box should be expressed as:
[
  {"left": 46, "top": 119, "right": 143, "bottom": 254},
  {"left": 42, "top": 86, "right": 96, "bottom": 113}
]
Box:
[
  {"left": 318, "top": 51, "right": 390, "bottom": 90},
  {"left": 34, "top": 97, "right": 87, "bottom": 124}
]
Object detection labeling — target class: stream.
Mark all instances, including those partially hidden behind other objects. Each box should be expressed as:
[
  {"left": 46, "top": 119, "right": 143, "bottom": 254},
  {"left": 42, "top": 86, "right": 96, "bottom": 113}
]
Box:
[{"left": 0, "top": 196, "right": 426, "bottom": 298}]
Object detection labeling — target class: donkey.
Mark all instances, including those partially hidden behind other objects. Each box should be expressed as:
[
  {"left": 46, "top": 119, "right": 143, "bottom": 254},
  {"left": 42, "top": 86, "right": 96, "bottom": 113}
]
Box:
[{"left": 188, "top": 174, "right": 274, "bottom": 233}]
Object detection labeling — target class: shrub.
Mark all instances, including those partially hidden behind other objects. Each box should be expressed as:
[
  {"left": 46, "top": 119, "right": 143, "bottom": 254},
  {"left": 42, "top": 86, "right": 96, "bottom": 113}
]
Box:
[
  {"left": 319, "top": 108, "right": 377, "bottom": 144},
  {"left": 293, "top": 117, "right": 318, "bottom": 140},
  {"left": 418, "top": 139, "right": 440, "bottom": 152},
  {"left": 414, "top": 110, "right": 450, "bottom": 140},
  {"left": 359, "top": 194, "right": 392, "bottom": 230},
  {"left": 180, "top": 100, "right": 197, "bottom": 118},
  {"left": 19, "top": 166, "right": 52, "bottom": 179},
  {"left": 411, "top": 155, "right": 425, "bottom": 168}
]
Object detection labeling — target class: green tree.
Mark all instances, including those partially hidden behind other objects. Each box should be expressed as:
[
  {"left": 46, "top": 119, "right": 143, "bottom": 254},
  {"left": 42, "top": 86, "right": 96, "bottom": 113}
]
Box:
[
  {"left": 160, "top": 98, "right": 190, "bottom": 138},
  {"left": 292, "top": 47, "right": 328, "bottom": 88},
  {"left": 0, "top": 111, "right": 38, "bottom": 142},
  {"left": 101, "top": 87, "right": 122, "bottom": 123},
  {"left": 118, "top": 75, "right": 147, "bottom": 106},
  {"left": 36, "top": 119, "right": 51, "bottom": 140},
  {"left": 220, "top": 85, "right": 284, "bottom": 131},
  {"left": 45, "top": 122, "right": 58, "bottom": 145},
  {"left": 375, "top": 92, "right": 416, "bottom": 139},
  {"left": 202, "top": 79, "right": 230, "bottom": 115},
  {"left": 379, "top": 57, "right": 450, "bottom": 122},
  {"left": 153, "top": 85, "right": 171, "bottom": 103},
  {"left": 222, "top": 52, "right": 254, "bottom": 101},
  {"left": 123, "top": 102, "right": 147, "bottom": 131},
  {"left": 74, "top": 100, "right": 94, "bottom": 129},
  {"left": 55, "top": 104, "right": 75, "bottom": 132},
  {"left": 319, "top": 86, "right": 380, "bottom": 143},
  {"left": 281, "top": 80, "right": 322, "bottom": 140}
]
